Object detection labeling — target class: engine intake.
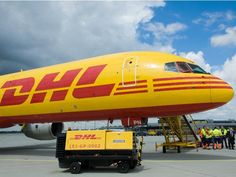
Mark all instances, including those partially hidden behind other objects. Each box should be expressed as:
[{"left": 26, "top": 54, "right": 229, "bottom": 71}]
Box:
[{"left": 22, "top": 123, "right": 64, "bottom": 140}]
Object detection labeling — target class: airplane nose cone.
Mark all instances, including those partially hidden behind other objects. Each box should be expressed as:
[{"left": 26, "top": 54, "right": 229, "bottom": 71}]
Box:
[{"left": 211, "top": 78, "right": 234, "bottom": 107}]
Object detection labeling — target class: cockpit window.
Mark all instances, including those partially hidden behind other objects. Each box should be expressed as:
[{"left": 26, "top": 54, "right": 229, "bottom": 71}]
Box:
[
  {"left": 176, "top": 62, "right": 191, "bottom": 73},
  {"left": 187, "top": 63, "right": 208, "bottom": 74},
  {"left": 164, "top": 61, "right": 209, "bottom": 74},
  {"left": 164, "top": 62, "right": 178, "bottom": 72}
]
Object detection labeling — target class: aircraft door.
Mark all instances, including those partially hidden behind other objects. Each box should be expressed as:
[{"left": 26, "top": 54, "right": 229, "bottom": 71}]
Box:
[{"left": 122, "top": 56, "right": 138, "bottom": 87}]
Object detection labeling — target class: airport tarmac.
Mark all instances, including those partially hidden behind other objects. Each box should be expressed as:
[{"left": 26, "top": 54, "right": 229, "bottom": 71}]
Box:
[{"left": 0, "top": 133, "right": 236, "bottom": 177}]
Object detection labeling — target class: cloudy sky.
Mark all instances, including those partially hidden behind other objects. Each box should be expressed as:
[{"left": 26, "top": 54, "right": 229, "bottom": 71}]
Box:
[{"left": 0, "top": 1, "right": 236, "bottom": 130}]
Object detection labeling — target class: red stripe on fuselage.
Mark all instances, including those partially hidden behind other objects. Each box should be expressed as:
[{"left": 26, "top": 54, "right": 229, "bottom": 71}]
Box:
[
  {"left": 116, "top": 85, "right": 147, "bottom": 91},
  {"left": 153, "top": 81, "right": 227, "bottom": 87},
  {"left": 118, "top": 80, "right": 147, "bottom": 86},
  {"left": 0, "top": 102, "right": 226, "bottom": 125},
  {"left": 153, "top": 76, "right": 220, "bottom": 82},
  {"left": 154, "top": 86, "right": 232, "bottom": 92},
  {"left": 114, "top": 90, "right": 148, "bottom": 95}
]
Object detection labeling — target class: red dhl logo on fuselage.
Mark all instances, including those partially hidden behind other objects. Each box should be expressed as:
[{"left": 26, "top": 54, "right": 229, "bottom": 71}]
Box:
[
  {"left": 0, "top": 64, "right": 115, "bottom": 106},
  {"left": 73, "top": 134, "right": 101, "bottom": 140}
]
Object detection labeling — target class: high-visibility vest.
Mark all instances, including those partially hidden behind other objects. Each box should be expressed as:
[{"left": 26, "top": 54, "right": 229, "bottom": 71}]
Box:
[
  {"left": 201, "top": 128, "right": 206, "bottom": 137},
  {"left": 213, "top": 129, "right": 222, "bottom": 137},
  {"left": 219, "top": 129, "right": 223, "bottom": 136},
  {"left": 223, "top": 129, "right": 227, "bottom": 136},
  {"left": 206, "top": 129, "right": 213, "bottom": 138}
]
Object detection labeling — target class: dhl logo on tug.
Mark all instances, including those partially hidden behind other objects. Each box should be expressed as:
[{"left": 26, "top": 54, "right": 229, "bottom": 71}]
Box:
[
  {"left": 73, "top": 134, "right": 100, "bottom": 140},
  {"left": 0, "top": 64, "right": 115, "bottom": 106}
]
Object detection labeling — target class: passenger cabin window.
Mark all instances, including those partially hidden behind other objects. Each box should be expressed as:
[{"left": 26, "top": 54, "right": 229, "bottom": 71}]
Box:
[
  {"left": 164, "top": 62, "right": 178, "bottom": 72},
  {"left": 187, "top": 63, "right": 208, "bottom": 74}
]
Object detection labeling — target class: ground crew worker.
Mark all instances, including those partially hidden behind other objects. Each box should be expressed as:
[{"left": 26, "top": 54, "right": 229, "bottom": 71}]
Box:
[
  {"left": 220, "top": 126, "right": 228, "bottom": 149},
  {"left": 213, "top": 127, "right": 222, "bottom": 150},
  {"left": 227, "top": 127, "right": 235, "bottom": 150},
  {"left": 199, "top": 126, "right": 206, "bottom": 148},
  {"left": 197, "top": 128, "right": 202, "bottom": 146},
  {"left": 204, "top": 127, "right": 213, "bottom": 149}
]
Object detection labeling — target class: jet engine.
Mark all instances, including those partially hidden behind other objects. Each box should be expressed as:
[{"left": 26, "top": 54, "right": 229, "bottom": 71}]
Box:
[{"left": 22, "top": 123, "right": 64, "bottom": 140}]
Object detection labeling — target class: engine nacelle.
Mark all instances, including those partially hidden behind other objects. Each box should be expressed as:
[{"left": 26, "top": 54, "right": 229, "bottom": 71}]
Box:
[{"left": 22, "top": 123, "right": 64, "bottom": 140}]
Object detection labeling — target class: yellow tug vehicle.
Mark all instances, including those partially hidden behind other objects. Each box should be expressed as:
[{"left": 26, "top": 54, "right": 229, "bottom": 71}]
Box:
[{"left": 56, "top": 130, "right": 141, "bottom": 174}]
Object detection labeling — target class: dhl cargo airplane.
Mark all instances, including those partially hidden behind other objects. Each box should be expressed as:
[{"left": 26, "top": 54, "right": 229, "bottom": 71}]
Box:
[{"left": 0, "top": 51, "right": 234, "bottom": 140}]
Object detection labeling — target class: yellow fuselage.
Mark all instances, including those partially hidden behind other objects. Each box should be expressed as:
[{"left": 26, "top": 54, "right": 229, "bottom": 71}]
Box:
[{"left": 0, "top": 52, "right": 234, "bottom": 128}]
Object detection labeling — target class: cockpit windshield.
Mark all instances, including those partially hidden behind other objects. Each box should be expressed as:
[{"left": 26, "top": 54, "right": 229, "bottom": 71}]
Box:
[
  {"left": 164, "top": 62, "right": 209, "bottom": 74},
  {"left": 187, "top": 63, "right": 208, "bottom": 74},
  {"left": 176, "top": 62, "right": 191, "bottom": 73},
  {"left": 164, "top": 62, "right": 178, "bottom": 72}
]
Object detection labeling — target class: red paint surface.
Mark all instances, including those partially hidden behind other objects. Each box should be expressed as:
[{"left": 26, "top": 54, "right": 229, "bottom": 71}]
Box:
[
  {"left": 0, "top": 77, "right": 35, "bottom": 106},
  {"left": 121, "top": 117, "right": 144, "bottom": 127},
  {"left": 153, "top": 76, "right": 220, "bottom": 82},
  {"left": 114, "top": 90, "right": 148, "bottom": 95},
  {"left": 116, "top": 85, "right": 147, "bottom": 91},
  {"left": 154, "top": 86, "right": 232, "bottom": 92},
  {"left": 77, "top": 65, "right": 106, "bottom": 85},
  {"left": 30, "top": 93, "right": 47, "bottom": 103},
  {"left": 153, "top": 81, "right": 227, "bottom": 87},
  {"left": 73, "top": 84, "right": 115, "bottom": 99},
  {"left": 119, "top": 80, "right": 147, "bottom": 86},
  {"left": 36, "top": 68, "right": 81, "bottom": 91},
  {"left": 50, "top": 90, "right": 68, "bottom": 101}
]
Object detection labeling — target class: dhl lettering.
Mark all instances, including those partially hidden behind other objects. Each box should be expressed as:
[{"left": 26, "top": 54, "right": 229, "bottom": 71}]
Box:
[
  {"left": 77, "top": 65, "right": 106, "bottom": 85},
  {"left": 73, "top": 84, "right": 115, "bottom": 99},
  {"left": 36, "top": 68, "right": 82, "bottom": 91},
  {"left": 31, "top": 92, "right": 47, "bottom": 103},
  {"left": 0, "top": 77, "right": 35, "bottom": 106},
  {"left": 0, "top": 65, "right": 115, "bottom": 106},
  {"left": 33, "top": 68, "right": 82, "bottom": 103},
  {"left": 73, "top": 64, "right": 114, "bottom": 99},
  {"left": 50, "top": 90, "right": 68, "bottom": 102},
  {"left": 74, "top": 134, "right": 98, "bottom": 140}
]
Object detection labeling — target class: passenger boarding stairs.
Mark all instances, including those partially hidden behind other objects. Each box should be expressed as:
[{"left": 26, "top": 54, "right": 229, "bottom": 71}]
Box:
[{"left": 158, "top": 115, "right": 199, "bottom": 152}]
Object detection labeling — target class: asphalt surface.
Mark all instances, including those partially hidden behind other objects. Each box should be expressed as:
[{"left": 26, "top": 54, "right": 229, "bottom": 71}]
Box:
[{"left": 0, "top": 133, "right": 236, "bottom": 177}]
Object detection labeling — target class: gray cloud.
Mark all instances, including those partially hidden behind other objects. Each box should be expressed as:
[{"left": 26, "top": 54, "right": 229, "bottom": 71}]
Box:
[{"left": 0, "top": 1, "right": 167, "bottom": 74}]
